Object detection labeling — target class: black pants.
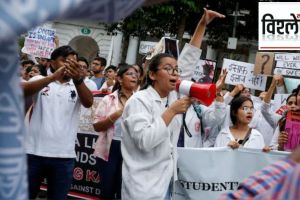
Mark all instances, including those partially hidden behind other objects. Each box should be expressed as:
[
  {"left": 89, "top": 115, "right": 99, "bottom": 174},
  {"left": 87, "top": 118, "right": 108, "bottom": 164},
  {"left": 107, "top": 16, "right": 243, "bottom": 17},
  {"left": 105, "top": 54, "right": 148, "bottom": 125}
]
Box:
[{"left": 97, "top": 140, "right": 122, "bottom": 200}]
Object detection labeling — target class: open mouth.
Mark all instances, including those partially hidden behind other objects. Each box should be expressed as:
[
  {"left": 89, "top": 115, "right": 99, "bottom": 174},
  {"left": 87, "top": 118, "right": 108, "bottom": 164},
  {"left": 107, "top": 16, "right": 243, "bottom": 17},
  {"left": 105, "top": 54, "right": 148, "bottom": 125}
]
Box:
[
  {"left": 246, "top": 116, "right": 252, "bottom": 121},
  {"left": 170, "top": 79, "right": 177, "bottom": 85}
]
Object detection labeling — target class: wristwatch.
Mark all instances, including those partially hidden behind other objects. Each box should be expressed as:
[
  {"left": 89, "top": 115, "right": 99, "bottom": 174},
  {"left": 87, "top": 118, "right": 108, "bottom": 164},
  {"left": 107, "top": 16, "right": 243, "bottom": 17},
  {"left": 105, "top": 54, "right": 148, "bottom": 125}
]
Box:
[{"left": 73, "top": 77, "right": 84, "bottom": 85}]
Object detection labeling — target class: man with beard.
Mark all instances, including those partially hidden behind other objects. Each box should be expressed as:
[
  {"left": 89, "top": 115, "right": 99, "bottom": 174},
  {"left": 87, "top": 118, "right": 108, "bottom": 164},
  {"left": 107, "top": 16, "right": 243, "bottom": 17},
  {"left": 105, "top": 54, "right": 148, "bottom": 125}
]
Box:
[
  {"left": 22, "top": 45, "right": 93, "bottom": 200},
  {"left": 90, "top": 57, "right": 107, "bottom": 90}
]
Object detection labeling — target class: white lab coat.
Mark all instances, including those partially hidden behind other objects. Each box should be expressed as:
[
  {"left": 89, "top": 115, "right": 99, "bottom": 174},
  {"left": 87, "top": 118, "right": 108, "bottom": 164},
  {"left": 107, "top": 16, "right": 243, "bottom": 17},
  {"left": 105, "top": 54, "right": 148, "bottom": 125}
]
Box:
[
  {"left": 212, "top": 94, "right": 273, "bottom": 145},
  {"left": 215, "top": 127, "right": 265, "bottom": 149},
  {"left": 121, "top": 43, "right": 202, "bottom": 200},
  {"left": 121, "top": 87, "right": 180, "bottom": 200},
  {"left": 270, "top": 126, "right": 280, "bottom": 148},
  {"left": 183, "top": 102, "right": 226, "bottom": 148}
]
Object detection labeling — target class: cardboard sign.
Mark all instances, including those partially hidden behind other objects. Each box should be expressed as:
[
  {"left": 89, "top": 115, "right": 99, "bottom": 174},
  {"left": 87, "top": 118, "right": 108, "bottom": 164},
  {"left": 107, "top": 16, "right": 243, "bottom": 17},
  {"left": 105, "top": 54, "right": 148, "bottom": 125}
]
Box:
[
  {"left": 274, "top": 53, "right": 300, "bottom": 78},
  {"left": 24, "top": 26, "right": 56, "bottom": 58},
  {"left": 284, "top": 111, "right": 300, "bottom": 151},
  {"left": 254, "top": 52, "right": 274, "bottom": 75},
  {"left": 222, "top": 59, "right": 267, "bottom": 91},
  {"left": 192, "top": 59, "right": 216, "bottom": 83}
]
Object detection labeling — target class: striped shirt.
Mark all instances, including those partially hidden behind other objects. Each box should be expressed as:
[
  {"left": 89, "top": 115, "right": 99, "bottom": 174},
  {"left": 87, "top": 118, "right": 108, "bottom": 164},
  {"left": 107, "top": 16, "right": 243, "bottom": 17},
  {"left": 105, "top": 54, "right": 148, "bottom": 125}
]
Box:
[
  {"left": 220, "top": 158, "right": 297, "bottom": 200},
  {"left": 254, "top": 163, "right": 300, "bottom": 200}
]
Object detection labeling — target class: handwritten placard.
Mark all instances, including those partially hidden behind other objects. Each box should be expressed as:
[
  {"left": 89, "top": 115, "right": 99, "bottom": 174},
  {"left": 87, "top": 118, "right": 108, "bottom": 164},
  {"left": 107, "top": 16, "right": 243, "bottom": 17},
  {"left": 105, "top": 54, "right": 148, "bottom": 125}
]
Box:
[
  {"left": 254, "top": 52, "right": 274, "bottom": 75},
  {"left": 274, "top": 94, "right": 291, "bottom": 112},
  {"left": 274, "top": 53, "right": 300, "bottom": 78},
  {"left": 284, "top": 111, "right": 300, "bottom": 151},
  {"left": 24, "top": 26, "right": 56, "bottom": 58},
  {"left": 222, "top": 58, "right": 267, "bottom": 91},
  {"left": 192, "top": 59, "right": 216, "bottom": 83}
]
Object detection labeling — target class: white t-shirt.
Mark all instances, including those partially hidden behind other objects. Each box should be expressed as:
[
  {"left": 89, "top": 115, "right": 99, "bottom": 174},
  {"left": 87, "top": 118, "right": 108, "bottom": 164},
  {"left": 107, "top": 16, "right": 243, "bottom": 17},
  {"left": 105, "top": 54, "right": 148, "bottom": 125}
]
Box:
[{"left": 25, "top": 75, "right": 81, "bottom": 158}]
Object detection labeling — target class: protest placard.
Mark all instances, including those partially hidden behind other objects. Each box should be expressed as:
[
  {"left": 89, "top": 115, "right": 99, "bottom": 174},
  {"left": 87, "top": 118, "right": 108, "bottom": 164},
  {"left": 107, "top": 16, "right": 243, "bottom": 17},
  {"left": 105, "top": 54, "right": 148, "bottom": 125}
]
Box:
[
  {"left": 284, "top": 111, "right": 300, "bottom": 151},
  {"left": 274, "top": 53, "right": 300, "bottom": 78},
  {"left": 222, "top": 58, "right": 267, "bottom": 91},
  {"left": 139, "top": 41, "right": 157, "bottom": 55},
  {"left": 24, "top": 26, "right": 56, "bottom": 58},
  {"left": 192, "top": 59, "right": 216, "bottom": 84},
  {"left": 254, "top": 52, "right": 274, "bottom": 75}
]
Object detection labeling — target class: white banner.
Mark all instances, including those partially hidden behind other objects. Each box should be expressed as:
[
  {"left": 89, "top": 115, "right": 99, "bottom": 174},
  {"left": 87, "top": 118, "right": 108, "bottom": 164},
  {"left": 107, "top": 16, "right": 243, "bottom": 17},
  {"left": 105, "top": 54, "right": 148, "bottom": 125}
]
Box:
[
  {"left": 222, "top": 59, "right": 267, "bottom": 91},
  {"left": 174, "top": 147, "right": 288, "bottom": 200}
]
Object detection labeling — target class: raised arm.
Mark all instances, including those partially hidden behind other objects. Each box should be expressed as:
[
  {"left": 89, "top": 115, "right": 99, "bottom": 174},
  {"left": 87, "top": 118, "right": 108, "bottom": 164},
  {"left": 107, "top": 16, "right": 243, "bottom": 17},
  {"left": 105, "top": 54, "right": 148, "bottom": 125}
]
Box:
[
  {"left": 179, "top": 8, "right": 225, "bottom": 81},
  {"left": 264, "top": 75, "right": 283, "bottom": 103},
  {"left": 190, "top": 8, "right": 225, "bottom": 48}
]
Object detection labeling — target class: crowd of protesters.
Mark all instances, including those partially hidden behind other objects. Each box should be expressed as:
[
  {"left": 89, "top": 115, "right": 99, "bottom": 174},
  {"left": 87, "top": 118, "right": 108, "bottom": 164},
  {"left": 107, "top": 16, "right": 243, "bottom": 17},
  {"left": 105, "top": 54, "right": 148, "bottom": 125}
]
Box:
[{"left": 19, "top": 8, "right": 300, "bottom": 200}]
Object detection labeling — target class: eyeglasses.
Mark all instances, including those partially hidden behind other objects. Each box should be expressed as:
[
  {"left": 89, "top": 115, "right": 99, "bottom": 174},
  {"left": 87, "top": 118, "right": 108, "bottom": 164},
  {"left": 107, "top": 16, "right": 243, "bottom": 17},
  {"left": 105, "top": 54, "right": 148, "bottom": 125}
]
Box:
[
  {"left": 125, "top": 72, "right": 138, "bottom": 78},
  {"left": 240, "top": 106, "right": 255, "bottom": 113},
  {"left": 159, "top": 65, "right": 182, "bottom": 75}
]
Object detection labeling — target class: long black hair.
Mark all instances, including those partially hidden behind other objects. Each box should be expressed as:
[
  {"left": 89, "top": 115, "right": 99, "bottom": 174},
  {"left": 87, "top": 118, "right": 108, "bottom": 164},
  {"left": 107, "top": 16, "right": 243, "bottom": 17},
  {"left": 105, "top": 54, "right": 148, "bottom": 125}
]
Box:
[
  {"left": 112, "top": 64, "right": 137, "bottom": 92},
  {"left": 141, "top": 53, "right": 175, "bottom": 90},
  {"left": 230, "top": 96, "right": 253, "bottom": 125}
]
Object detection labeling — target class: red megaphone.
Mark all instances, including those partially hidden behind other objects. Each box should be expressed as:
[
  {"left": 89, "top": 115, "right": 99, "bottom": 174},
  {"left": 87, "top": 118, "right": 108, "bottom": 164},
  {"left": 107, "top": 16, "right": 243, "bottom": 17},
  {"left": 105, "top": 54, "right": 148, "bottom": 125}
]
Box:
[{"left": 176, "top": 80, "right": 216, "bottom": 106}]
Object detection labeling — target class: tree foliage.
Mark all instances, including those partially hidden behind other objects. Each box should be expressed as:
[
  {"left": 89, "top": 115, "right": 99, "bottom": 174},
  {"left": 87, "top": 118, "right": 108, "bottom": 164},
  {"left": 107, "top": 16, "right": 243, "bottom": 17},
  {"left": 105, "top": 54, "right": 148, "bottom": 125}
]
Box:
[
  {"left": 106, "top": 0, "right": 200, "bottom": 40},
  {"left": 106, "top": 0, "right": 260, "bottom": 49}
]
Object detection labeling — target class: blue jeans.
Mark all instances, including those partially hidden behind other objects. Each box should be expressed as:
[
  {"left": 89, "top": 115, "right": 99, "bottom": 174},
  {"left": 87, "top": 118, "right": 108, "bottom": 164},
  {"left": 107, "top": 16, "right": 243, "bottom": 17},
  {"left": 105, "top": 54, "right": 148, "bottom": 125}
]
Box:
[{"left": 27, "top": 154, "right": 75, "bottom": 200}]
